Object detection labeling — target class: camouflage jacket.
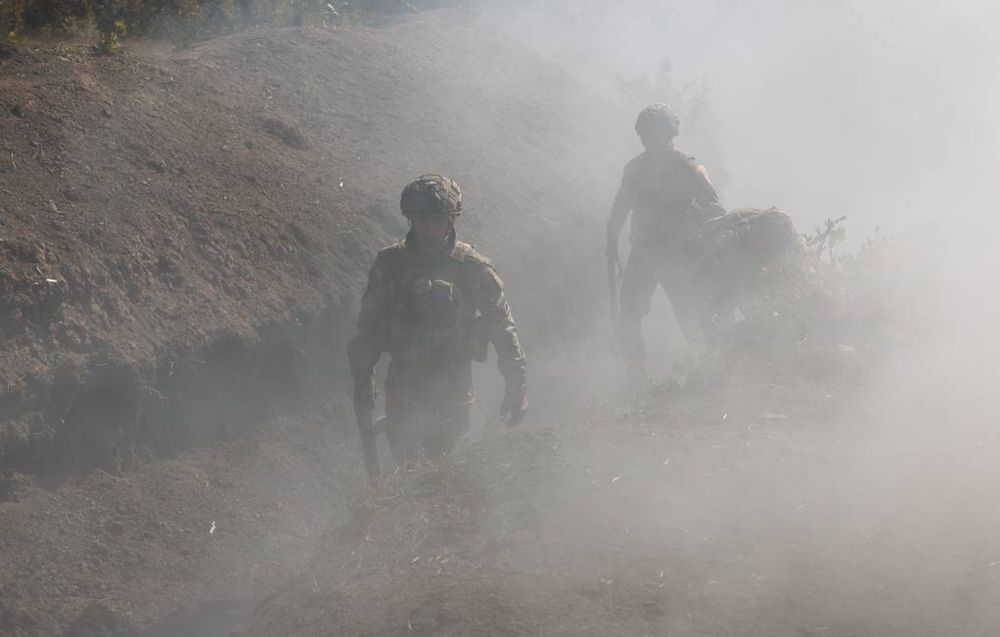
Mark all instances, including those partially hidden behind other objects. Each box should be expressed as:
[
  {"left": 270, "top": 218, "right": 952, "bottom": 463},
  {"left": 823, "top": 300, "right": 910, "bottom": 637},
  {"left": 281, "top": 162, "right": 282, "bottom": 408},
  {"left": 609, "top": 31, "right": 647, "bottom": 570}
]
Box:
[
  {"left": 610, "top": 147, "right": 725, "bottom": 247},
  {"left": 354, "top": 230, "right": 526, "bottom": 381}
]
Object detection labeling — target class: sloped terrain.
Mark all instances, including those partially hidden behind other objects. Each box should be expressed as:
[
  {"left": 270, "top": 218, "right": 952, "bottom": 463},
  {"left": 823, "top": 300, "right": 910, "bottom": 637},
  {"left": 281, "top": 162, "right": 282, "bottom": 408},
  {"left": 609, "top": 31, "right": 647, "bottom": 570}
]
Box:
[{"left": 0, "top": 15, "right": 626, "bottom": 476}]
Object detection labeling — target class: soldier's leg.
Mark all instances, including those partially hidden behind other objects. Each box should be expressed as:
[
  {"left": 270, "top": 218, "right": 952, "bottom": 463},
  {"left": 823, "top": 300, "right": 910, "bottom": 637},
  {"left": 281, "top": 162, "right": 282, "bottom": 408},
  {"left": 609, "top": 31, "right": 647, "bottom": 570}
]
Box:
[
  {"left": 662, "top": 266, "right": 704, "bottom": 343},
  {"left": 420, "top": 367, "right": 473, "bottom": 459},
  {"left": 421, "top": 396, "right": 472, "bottom": 459},
  {"left": 662, "top": 264, "right": 720, "bottom": 377},
  {"left": 384, "top": 373, "right": 420, "bottom": 466},
  {"left": 619, "top": 249, "right": 661, "bottom": 381}
]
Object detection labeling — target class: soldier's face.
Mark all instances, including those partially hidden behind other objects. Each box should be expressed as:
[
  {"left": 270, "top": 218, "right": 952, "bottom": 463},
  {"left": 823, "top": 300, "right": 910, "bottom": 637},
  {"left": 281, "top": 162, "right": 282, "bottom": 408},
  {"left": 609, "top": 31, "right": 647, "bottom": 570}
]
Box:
[
  {"left": 638, "top": 127, "right": 676, "bottom": 151},
  {"left": 409, "top": 214, "right": 454, "bottom": 250}
]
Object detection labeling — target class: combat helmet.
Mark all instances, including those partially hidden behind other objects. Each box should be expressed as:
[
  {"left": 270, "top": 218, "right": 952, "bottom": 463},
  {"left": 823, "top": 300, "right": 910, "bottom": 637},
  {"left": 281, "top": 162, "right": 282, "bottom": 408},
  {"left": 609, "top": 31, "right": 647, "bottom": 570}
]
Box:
[
  {"left": 400, "top": 174, "right": 463, "bottom": 217},
  {"left": 635, "top": 103, "right": 680, "bottom": 138}
]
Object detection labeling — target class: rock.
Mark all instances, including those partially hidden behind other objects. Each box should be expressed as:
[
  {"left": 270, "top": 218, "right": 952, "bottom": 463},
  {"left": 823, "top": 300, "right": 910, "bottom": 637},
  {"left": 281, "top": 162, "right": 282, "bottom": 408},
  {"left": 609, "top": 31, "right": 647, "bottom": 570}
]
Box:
[{"left": 64, "top": 603, "right": 131, "bottom": 637}]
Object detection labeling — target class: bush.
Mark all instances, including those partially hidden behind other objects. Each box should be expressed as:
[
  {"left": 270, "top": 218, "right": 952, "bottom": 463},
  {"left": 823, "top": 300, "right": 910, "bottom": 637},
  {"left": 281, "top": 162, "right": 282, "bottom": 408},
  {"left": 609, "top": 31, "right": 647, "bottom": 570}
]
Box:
[{"left": 724, "top": 217, "right": 915, "bottom": 354}]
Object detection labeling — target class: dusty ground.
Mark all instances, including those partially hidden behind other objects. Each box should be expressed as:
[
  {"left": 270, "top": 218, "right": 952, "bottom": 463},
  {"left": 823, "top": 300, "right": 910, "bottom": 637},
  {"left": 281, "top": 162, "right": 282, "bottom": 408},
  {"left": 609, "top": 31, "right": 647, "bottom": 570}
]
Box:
[
  {"left": 5, "top": 340, "right": 998, "bottom": 636},
  {"left": 0, "top": 405, "right": 352, "bottom": 636},
  {"left": 236, "top": 345, "right": 1000, "bottom": 637}
]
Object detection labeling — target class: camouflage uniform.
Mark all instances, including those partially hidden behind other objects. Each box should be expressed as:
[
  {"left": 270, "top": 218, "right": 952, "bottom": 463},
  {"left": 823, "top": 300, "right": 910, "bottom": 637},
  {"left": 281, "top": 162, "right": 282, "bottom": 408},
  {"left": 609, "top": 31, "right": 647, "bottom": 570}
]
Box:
[
  {"left": 608, "top": 105, "right": 725, "bottom": 374},
  {"left": 349, "top": 177, "right": 526, "bottom": 463}
]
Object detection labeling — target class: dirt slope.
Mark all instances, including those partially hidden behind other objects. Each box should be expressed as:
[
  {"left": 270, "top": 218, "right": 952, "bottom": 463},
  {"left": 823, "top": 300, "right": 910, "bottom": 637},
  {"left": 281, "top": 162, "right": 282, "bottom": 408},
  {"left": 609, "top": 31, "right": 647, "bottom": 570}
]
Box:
[
  {"left": 0, "top": 15, "right": 627, "bottom": 474},
  {"left": 0, "top": 407, "right": 352, "bottom": 636}
]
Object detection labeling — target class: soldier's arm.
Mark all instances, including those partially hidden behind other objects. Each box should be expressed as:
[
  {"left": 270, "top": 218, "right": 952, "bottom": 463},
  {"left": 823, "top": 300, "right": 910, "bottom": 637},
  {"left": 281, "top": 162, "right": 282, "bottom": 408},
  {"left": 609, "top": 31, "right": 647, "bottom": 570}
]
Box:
[
  {"left": 349, "top": 251, "right": 392, "bottom": 382},
  {"left": 479, "top": 264, "right": 526, "bottom": 381},
  {"left": 691, "top": 162, "right": 726, "bottom": 220},
  {"left": 348, "top": 251, "right": 392, "bottom": 483}
]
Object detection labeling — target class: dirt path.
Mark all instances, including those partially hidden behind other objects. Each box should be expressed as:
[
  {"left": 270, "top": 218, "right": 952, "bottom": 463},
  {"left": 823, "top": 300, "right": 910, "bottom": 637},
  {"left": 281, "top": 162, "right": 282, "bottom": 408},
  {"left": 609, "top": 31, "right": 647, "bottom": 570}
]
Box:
[
  {"left": 3, "top": 341, "right": 998, "bottom": 636},
  {"left": 233, "top": 346, "right": 1000, "bottom": 637}
]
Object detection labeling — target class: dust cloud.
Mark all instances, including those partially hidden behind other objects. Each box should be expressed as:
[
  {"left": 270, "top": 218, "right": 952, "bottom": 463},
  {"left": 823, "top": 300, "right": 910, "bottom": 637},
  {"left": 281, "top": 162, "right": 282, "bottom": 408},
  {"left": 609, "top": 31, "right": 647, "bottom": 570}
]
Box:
[
  {"left": 462, "top": 1, "right": 1000, "bottom": 634},
  {"left": 6, "top": 2, "right": 999, "bottom": 634},
  {"left": 93, "top": 2, "right": 1000, "bottom": 633}
]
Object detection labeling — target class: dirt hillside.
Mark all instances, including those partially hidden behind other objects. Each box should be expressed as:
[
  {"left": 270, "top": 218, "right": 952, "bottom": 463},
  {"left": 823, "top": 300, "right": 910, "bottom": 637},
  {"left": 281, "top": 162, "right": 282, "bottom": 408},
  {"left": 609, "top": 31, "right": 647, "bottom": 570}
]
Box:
[{"left": 0, "top": 15, "right": 627, "bottom": 475}]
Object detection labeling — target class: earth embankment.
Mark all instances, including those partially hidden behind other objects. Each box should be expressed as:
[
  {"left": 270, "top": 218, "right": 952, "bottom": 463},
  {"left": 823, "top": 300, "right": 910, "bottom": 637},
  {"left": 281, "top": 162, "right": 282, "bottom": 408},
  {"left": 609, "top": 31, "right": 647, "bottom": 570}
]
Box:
[{"left": 0, "top": 15, "right": 627, "bottom": 477}]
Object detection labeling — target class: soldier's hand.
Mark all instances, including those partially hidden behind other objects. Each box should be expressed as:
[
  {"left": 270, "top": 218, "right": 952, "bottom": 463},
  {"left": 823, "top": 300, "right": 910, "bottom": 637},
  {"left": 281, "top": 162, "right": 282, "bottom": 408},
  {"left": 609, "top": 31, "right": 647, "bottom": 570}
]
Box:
[{"left": 500, "top": 380, "right": 529, "bottom": 427}]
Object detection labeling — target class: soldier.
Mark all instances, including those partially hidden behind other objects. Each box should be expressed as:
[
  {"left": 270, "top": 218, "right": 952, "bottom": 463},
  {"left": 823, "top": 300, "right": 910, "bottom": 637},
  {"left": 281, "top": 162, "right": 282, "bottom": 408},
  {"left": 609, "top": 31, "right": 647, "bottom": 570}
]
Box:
[
  {"left": 607, "top": 104, "right": 726, "bottom": 382},
  {"left": 700, "top": 207, "right": 801, "bottom": 330},
  {"left": 348, "top": 175, "right": 528, "bottom": 482}
]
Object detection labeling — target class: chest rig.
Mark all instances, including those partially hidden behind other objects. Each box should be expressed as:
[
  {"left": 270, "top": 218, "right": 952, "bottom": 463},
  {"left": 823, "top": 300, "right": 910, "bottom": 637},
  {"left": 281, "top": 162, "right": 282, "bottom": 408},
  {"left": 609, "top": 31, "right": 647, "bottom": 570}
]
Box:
[
  {"left": 387, "top": 248, "right": 483, "bottom": 370},
  {"left": 630, "top": 151, "right": 703, "bottom": 247}
]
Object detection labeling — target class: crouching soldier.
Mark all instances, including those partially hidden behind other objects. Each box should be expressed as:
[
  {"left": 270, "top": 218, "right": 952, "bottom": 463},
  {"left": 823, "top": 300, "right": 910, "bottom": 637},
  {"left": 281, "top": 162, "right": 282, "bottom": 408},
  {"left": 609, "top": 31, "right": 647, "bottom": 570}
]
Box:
[
  {"left": 348, "top": 175, "right": 528, "bottom": 483},
  {"left": 700, "top": 206, "right": 801, "bottom": 330}
]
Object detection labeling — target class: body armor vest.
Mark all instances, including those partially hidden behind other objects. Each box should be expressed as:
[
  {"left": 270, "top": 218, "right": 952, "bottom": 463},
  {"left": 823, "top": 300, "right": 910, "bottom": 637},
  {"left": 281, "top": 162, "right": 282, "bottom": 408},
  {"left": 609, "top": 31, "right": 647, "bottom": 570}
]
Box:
[{"left": 388, "top": 252, "right": 486, "bottom": 371}]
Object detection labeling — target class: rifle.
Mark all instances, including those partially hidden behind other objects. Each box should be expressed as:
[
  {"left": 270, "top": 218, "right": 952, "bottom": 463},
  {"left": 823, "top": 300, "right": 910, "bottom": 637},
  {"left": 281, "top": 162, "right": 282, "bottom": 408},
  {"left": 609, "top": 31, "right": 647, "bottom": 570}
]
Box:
[
  {"left": 607, "top": 249, "right": 620, "bottom": 332},
  {"left": 353, "top": 379, "right": 380, "bottom": 484},
  {"left": 348, "top": 336, "right": 381, "bottom": 485}
]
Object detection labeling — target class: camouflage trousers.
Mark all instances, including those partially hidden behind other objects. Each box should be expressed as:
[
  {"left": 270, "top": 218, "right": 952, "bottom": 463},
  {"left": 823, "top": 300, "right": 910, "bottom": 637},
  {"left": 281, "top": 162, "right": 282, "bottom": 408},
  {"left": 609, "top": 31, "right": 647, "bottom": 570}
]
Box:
[
  {"left": 618, "top": 243, "right": 705, "bottom": 371},
  {"left": 383, "top": 360, "right": 474, "bottom": 462}
]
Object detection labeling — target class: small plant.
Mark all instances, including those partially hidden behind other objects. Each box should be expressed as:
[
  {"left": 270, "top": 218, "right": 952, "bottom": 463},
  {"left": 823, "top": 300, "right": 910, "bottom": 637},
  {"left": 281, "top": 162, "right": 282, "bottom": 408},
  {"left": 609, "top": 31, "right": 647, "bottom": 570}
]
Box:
[
  {"left": 95, "top": 29, "right": 119, "bottom": 54},
  {"left": 803, "top": 215, "right": 848, "bottom": 265},
  {"left": 8, "top": 0, "right": 23, "bottom": 44},
  {"left": 94, "top": 19, "right": 127, "bottom": 55}
]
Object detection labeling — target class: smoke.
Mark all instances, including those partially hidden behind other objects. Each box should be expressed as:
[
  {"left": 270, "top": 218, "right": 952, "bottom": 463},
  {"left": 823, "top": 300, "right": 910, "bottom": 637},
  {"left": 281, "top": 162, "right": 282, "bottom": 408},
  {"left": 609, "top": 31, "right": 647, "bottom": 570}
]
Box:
[
  {"left": 460, "top": 2, "right": 1000, "bottom": 634},
  {"left": 115, "top": 3, "right": 999, "bottom": 633},
  {"left": 480, "top": 1, "right": 998, "bottom": 240}
]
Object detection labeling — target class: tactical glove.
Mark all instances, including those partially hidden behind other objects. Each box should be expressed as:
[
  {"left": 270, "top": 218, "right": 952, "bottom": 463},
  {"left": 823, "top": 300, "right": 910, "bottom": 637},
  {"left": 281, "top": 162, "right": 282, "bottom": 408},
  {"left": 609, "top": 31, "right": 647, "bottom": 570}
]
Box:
[{"left": 500, "top": 376, "right": 528, "bottom": 427}]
